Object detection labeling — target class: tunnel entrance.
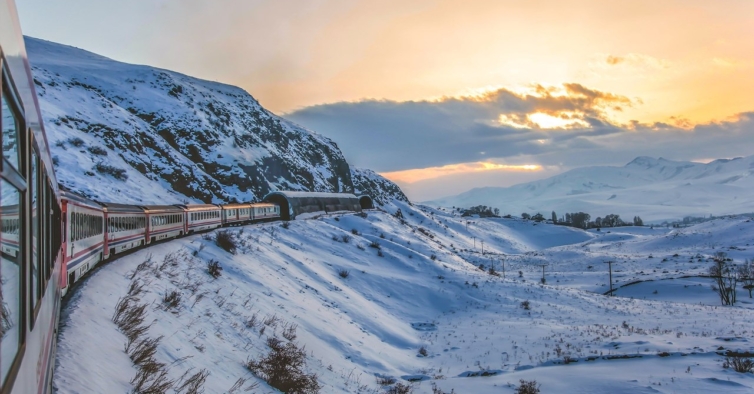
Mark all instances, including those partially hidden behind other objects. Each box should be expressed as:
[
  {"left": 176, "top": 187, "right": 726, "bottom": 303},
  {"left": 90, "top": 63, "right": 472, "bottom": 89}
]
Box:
[
  {"left": 358, "top": 195, "right": 374, "bottom": 210},
  {"left": 263, "top": 193, "right": 291, "bottom": 220}
]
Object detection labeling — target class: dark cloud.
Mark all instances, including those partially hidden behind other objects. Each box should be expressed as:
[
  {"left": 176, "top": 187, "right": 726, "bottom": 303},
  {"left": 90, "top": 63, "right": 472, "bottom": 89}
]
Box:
[{"left": 286, "top": 85, "right": 754, "bottom": 174}]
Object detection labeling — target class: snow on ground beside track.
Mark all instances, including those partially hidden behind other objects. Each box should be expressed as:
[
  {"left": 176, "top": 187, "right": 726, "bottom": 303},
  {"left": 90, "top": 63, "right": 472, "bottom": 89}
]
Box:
[{"left": 54, "top": 202, "right": 754, "bottom": 393}]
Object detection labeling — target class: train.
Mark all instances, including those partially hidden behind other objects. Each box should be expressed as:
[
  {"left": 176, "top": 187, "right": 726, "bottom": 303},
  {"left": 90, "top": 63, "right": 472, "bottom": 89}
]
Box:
[
  {"left": 0, "top": 3, "right": 369, "bottom": 393},
  {"left": 60, "top": 192, "right": 281, "bottom": 296}
]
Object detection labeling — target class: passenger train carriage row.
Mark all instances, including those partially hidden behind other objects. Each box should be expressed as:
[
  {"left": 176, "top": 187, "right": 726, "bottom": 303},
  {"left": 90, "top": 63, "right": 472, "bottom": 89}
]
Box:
[
  {"left": 61, "top": 193, "right": 281, "bottom": 294},
  {"left": 0, "top": 2, "right": 372, "bottom": 393}
]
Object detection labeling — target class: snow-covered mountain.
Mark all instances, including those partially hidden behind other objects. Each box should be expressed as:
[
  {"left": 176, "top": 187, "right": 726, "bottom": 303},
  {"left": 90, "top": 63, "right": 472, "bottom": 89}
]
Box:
[
  {"left": 351, "top": 167, "right": 410, "bottom": 206},
  {"left": 428, "top": 156, "right": 754, "bottom": 222},
  {"left": 26, "top": 37, "right": 405, "bottom": 205}
]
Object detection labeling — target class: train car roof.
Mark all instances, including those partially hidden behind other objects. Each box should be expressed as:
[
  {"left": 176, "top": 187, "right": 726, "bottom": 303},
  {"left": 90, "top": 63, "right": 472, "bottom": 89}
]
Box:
[
  {"left": 140, "top": 205, "right": 185, "bottom": 213},
  {"left": 60, "top": 191, "right": 103, "bottom": 209},
  {"left": 97, "top": 202, "right": 146, "bottom": 213},
  {"left": 250, "top": 202, "right": 277, "bottom": 207},
  {"left": 266, "top": 191, "right": 359, "bottom": 199},
  {"left": 220, "top": 203, "right": 252, "bottom": 209},
  {"left": 175, "top": 204, "right": 221, "bottom": 211}
]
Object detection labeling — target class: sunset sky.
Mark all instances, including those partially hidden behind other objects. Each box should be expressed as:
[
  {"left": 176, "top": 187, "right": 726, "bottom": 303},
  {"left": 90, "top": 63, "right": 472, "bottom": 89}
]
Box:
[{"left": 18, "top": 0, "right": 754, "bottom": 200}]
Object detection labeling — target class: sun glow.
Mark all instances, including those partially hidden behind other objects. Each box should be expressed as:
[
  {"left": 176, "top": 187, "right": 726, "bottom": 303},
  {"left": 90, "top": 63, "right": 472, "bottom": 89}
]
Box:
[
  {"left": 528, "top": 112, "right": 589, "bottom": 129},
  {"left": 380, "top": 161, "right": 542, "bottom": 184}
]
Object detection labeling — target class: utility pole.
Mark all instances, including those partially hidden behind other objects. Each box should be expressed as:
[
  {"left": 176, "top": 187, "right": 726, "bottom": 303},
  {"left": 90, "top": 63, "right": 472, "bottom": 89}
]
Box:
[
  {"left": 481, "top": 240, "right": 484, "bottom": 255},
  {"left": 605, "top": 261, "right": 614, "bottom": 296},
  {"left": 538, "top": 264, "right": 548, "bottom": 285},
  {"left": 501, "top": 258, "right": 505, "bottom": 279}
]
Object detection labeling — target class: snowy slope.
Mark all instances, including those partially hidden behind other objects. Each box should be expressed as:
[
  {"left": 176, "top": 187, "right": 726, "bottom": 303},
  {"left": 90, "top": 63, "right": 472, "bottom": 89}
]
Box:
[
  {"left": 429, "top": 156, "right": 754, "bottom": 222},
  {"left": 351, "top": 167, "right": 410, "bottom": 206},
  {"left": 55, "top": 205, "right": 754, "bottom": 393},
  {"left": 26, "top": 37, "right": 405, "bottom": 205}
]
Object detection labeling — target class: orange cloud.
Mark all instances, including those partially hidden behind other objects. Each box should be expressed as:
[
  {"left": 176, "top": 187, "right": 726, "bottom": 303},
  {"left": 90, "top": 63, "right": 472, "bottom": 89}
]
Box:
[{"left": 381, "top": 161, "right": 542, "bottom": 184}]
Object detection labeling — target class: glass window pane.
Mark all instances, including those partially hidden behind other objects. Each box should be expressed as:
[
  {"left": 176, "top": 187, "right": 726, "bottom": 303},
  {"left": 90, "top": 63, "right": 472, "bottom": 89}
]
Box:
[
  {"left": 1, "top": 93, "right": 19, "bottom": 169},
  {"left": 31, "top": 151, "right": 39, "bottom": 307},
  {"left": 1, "top": 179, "right": 22, "bottom": 383}
]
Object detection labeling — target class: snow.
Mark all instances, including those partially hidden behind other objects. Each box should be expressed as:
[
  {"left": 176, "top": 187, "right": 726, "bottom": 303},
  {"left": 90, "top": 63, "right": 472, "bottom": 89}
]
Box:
[
  {"left": 54, "top": 202, "right": 754, "bottom": 393},
  {"left": 429, "top": 155, "right": 754, "bottom": 223}
]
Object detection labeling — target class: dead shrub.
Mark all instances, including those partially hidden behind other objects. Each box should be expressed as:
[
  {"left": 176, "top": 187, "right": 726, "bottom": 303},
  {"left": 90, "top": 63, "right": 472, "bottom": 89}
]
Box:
[
  {"left": 376, "top": 376, "right": 397, "bottom": 386},
  {"left": 516, "top": 379, "right": 540, "bottom": 394},
  {"left": 338, "top": 269, "right": 350, "bottom": 279},
  {"left": 282, "top": 323, "right": 298, "bottom": 341},
  {"left": 263, "top": 314, "right": 281, "bottom": 327},
  {"left": 175, "top": 368, "right": 209, "bottom": 394},
  {"left": 723, "top": 355, "right": 754, "bottom": 373},
  {"left": 162, "top": 290, "right": 181, "bottom": 310},
  {"left": 520, "top": 300, "right": 531, "bottom": 310},
  {"left": 246, "top": 313, "right": 260, "bottom": 330},
  {"left": 130, "top": 360, "right": 175, "bottom": 394},
  {"left": 129, "top": 336, "right": 163, "bottom": 366},
  {"left": 215, "top": 230, "right": 237, "bottom": 254},
  {"left": 418, "top": 346, "right": 428, "bottom": 357},
  {"left": 385, "top": 383, "right": 412, "bottom": 394},
  {"left": 207, "top": 259, "right": 223, "bottom": 278},
  {"left": 246, "top": 337, "right": 321, "bottom": 394}
]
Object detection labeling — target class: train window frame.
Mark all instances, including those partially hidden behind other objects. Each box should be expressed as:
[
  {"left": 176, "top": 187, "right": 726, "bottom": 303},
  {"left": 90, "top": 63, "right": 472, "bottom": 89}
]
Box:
[
  {"left": 0, "top": 55, "right": 29, "bottom": 390},
  {"left": 30, "top": 146, "right": 40, "bottom": 319}
]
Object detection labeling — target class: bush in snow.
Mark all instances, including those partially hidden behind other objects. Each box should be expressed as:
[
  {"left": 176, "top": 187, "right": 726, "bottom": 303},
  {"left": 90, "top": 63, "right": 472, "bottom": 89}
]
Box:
[
  {"left": 516, "top": 379, "right": 541, "bottom": 394},
  {"left": 520, "top": 300, "right": 531, "bottom": 310},
  {"left": 95, "top": 162, "right": 128, "bottom": 181},
  {"left": 175, "top": 369, "right": 209, "bottom": 394},
  {"left": 338, "top": 269, "right": 350, "bottom": 279},
  {"left": 68, "top": 137, "right": 85, "bottom": 147},
  {"left": 369, "top": 241, "right": 381, "bottom": 249},
  {"left": 87, "top": 145, "right": 108, "bottom": 156},
  {"left": 215, "top": 230, "right": 237, "bottom": 254},
  {"left": 281, "top": 221, "right": 290, "bottom": 229},
  {"left": 246, "top": 337, "right": 321, "bottom": 394},
  {"left": 341, "top": 234, "right": 351, "bottom": 243},
  {"left": 723, "top": 355, "right": 754, "bottom": 373},
  {"left": 351, "top": 228, "right": 360, "bottom": 235},
  {"left": 207, "top": 259, "right": 223, "bottom": 278},
  {"left": 384, "top": 383, "right": 413, "bottom": 394},
  {"left": 418, "top": 346, "right": 428, "bottom": 357},
  {"left": 376, "top": 376, "right": 397, "bottom": 386},
  {"left": 161, "top": 290, "right": 181, "bottom": 311}
]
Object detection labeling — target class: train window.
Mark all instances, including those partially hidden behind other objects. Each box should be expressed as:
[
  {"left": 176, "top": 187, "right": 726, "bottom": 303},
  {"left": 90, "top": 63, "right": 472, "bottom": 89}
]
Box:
[
  {"left": 1, "top": 91, "right": 19, "bottom": 170},
  {"left": 31, "top": 150, "right": 40, "bottom": 311},
  {"left": 0, "top": 180, "right": 22, "bottom": 384}
]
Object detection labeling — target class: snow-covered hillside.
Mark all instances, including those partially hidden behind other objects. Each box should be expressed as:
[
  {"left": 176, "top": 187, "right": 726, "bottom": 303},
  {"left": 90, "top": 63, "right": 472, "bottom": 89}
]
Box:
[
  {"left": 429, "top": 156, "right": 754, "bottom": 222},
  {"left": 56, "top": 204, "right": 754, "bottom": 393},
  {"left": 351, "top": 167, "right": 410, "bottom": 207},
  {"left": 26, "top": 37, "right": 405, "bottom": 205}
]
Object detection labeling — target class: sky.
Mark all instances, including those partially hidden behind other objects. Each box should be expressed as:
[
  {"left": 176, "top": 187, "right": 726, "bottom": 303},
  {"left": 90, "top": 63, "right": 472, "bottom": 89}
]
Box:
[{"left": 17, "top": 0, "right": 754, "bottom": 201}]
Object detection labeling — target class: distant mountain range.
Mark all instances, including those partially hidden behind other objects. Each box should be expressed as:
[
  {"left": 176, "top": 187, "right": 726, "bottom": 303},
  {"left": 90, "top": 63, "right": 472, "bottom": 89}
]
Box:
[
  {"left": 427, "top": 156, "right": 754, "bottom": 222},
  {"left": 26, "top": 37, "right": 408, "bottom": 205}
]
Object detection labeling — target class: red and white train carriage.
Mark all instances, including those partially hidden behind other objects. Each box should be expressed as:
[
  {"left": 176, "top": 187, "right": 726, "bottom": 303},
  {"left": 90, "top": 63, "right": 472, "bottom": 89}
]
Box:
[
  {"left": 182, "top": 204, "right": 222, "bottom": 234},
  {"left": 100, "top": 202, "right": 145, "bottom": 259},
  {"left": 60, "top": 191, "right": 104, "bottom": 295},
  {"left": 143, "top": 205, "right": 184, "bottom": 244}
]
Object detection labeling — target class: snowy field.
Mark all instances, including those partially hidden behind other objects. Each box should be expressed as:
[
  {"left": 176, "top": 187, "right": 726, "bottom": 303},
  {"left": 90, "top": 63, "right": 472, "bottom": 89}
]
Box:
[{"left": 54, "top": 202, "right": 754, "bottom": 393}]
